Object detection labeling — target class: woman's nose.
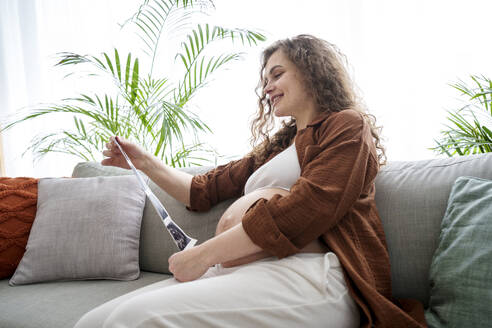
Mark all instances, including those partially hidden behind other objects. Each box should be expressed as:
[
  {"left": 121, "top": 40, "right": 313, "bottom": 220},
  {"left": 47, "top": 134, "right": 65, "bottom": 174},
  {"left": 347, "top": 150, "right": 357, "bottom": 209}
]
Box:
[{"left": 264, "top": 81, "right": 274, "bottom": 95}]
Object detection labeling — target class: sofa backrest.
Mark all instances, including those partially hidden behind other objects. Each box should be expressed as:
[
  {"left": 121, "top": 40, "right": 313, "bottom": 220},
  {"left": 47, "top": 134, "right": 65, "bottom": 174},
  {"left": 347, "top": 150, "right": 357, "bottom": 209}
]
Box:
[
  {"left": 73, "top": 153, "right": 492, "bottom": 308},
  {"left": 375, "top": 153, "right": 492, "bottom": 307}
]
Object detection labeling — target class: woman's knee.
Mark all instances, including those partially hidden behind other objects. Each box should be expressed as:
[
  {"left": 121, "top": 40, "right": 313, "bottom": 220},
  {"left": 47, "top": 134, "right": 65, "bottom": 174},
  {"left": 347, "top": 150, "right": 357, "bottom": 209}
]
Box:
[
  {"left": 74, "top": 298, "right": 140, "bottom": 328},
  {"left": 103, "top": 287, "right": 194, "bottom": 328},
  {"left": 103, "top": 295, "right": 164, "bottom": 328},
  {"left": 74, "top": 307, "right": 108, "bottom": 328}
]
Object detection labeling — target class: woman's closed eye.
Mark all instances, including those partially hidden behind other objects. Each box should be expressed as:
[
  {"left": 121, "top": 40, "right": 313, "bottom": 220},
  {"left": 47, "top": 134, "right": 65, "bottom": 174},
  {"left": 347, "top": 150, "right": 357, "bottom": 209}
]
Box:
[
  {"left": 265, "top": 71, "right": 283, "bottom": 84},
  {"left": 273, "top": 71, "right": 283, "bottom": 79}
]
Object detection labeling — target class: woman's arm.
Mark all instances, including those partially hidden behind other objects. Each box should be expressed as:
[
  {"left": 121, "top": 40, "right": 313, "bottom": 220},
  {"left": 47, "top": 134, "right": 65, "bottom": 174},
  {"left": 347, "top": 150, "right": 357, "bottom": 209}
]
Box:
[
  {"left": 140, "top": 156, "right": 193, "bottom": 207},
  {"left": 169, "top": 187, "right": 291, "bottom": 281},
  {"left": 168, "top": 222, "right": 262, "bottom": 282},
  {"left": 102, "top": 136, "right": 193, "bottom": 206}
]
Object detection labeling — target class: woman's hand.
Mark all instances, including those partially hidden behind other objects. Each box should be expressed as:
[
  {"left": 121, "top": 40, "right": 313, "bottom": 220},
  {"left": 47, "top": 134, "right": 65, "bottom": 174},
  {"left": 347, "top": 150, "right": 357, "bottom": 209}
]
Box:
[
  {"left": 168, "top": 245, "right": 211, "bottom": 282},
  {"left": 101, "top": 136, "right": 150, "bottom": 171}
]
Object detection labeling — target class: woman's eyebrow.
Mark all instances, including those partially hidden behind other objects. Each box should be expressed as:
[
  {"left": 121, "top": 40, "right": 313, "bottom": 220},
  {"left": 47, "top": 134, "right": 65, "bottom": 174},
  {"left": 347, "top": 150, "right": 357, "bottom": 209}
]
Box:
[
  {"left": 268, "top": 65, "right": 282, "bottom": 75},
  {"left": 263, "top": 65, "right": 283, "bottom": 84}
]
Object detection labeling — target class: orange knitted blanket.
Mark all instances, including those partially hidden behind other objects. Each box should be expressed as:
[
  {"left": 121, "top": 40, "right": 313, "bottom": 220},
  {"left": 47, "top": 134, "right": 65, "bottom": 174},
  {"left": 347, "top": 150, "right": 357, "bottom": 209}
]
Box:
[{"left": 0, "top": 178, "right": 38, "bottom": 278}]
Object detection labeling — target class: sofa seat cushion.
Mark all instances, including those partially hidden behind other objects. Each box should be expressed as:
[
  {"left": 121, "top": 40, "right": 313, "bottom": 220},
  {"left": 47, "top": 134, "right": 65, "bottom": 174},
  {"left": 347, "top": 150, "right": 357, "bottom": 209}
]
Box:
[{"left": 0, "top": 271, "right": 170, "bottom": 328}]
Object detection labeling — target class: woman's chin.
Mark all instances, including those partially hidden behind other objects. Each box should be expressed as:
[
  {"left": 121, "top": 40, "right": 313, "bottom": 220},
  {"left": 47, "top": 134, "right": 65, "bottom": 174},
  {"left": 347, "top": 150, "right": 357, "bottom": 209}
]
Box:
[{"left": 273, "top": 107, "right": 289, "bottom": 117}]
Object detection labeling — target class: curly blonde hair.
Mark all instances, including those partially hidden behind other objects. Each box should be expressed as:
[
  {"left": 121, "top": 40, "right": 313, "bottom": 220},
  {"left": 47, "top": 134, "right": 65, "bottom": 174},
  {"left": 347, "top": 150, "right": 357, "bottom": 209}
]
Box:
[{"left": 248, "top": 34, "right": 386, "bottom": 166}]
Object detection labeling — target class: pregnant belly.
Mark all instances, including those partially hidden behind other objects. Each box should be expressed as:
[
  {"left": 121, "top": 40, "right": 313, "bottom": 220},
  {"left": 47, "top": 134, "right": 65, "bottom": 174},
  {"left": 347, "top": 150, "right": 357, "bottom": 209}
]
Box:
[{"left": 216, "top": 187, "right": 329, "bottom": 254}]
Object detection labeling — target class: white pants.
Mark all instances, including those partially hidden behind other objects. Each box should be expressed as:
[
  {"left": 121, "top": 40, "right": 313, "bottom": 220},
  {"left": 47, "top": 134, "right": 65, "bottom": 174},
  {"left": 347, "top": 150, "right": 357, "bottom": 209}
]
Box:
[{"left": 74, "top": 252, "right": 359, "bottom": 328}]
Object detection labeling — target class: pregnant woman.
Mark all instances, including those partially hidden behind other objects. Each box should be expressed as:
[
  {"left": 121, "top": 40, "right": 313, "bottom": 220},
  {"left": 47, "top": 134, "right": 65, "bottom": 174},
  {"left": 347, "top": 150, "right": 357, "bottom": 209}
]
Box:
[{"left": 74, "top": 35, "right": 426, "bottom": 327}]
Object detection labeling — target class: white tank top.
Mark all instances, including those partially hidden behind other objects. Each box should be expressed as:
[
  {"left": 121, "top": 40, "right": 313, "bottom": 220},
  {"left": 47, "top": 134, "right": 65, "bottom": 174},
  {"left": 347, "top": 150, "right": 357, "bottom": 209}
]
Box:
[{"left": 244, "top": 142, "right": 301, "bottom": 195}]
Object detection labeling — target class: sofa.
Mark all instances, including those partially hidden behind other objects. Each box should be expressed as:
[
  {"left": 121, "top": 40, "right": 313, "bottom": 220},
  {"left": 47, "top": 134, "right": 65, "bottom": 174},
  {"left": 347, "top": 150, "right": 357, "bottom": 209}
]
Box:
[{"left": 1, "top": 153, "right": 492, "bottom": 328}]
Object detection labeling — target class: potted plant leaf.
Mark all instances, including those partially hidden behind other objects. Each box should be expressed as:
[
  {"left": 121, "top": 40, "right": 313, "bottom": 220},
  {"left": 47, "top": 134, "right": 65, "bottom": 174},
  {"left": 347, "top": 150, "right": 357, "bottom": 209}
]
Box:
[
  {"left": 1, "top": 0, "right": 266, "bottom": 167},
  {"left": 432, "top": 75, "right": 492, "bottom": 157}
]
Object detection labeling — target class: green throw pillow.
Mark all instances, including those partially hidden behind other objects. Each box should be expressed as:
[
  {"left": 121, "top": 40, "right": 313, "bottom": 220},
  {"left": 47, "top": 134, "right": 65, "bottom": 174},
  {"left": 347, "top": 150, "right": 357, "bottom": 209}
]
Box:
[{"left": 425, "top": 176, "right": 492, "bottom": 327}]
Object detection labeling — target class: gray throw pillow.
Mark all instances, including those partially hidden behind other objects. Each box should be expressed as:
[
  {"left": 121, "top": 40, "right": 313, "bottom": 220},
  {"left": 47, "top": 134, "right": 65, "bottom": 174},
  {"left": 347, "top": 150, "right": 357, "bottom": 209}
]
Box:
[
  {"left": 9, "top": 176, "right": 146, "bottom": 286},
  {"left": 425, "top": 176, "right": 492, "bottom": 327},
  {"left": 71, "top": 162, "right": 234, "bottom": 275}
]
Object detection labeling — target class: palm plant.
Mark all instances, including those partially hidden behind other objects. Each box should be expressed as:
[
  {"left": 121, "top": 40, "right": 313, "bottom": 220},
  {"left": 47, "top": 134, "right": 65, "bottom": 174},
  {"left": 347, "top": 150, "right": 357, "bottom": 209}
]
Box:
[
  {"left": 1, "top": 0, "right": 265, "bottom": 167},
  {"left": 432, "top": 75, "right": 492, "bottom": 157}
]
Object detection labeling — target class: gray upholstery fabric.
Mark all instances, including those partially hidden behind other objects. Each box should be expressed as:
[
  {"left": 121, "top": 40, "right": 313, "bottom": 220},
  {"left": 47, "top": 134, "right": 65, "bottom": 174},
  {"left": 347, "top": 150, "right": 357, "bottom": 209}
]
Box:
[
  {"left": 374, "top": 153, "right": 492, "bottom": 307},
  {"left": 71, "top": 162, "right": 234, "bottom": 275},
  {"left": 9, "top": 176, "right": 146, "bottom": 285},
  {"left": 0, "top": 272, "right": 170, "bottom": 328}
]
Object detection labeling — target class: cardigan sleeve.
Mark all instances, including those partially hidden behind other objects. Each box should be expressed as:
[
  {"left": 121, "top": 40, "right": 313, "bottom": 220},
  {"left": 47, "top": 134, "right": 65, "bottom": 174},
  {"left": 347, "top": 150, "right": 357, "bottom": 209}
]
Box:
[
  {"left": 241, "top": 111, "right": 379, "bottom": 258},
  {"left": 187, "top": 156, "right": 257, "bottom": 212}
]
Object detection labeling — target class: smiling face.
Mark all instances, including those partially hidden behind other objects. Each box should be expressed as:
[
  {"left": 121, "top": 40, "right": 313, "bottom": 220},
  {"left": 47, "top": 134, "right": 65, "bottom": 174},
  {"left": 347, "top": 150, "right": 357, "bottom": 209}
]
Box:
[{"left": 263, "top": 50, "right": 319, "bottom": 128}]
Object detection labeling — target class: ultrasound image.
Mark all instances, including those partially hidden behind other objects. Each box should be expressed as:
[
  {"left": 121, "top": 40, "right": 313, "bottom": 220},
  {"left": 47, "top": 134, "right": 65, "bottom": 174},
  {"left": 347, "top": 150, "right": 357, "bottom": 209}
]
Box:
[{"left": 167, "top": 222, "right": 191, "bottom": 250}]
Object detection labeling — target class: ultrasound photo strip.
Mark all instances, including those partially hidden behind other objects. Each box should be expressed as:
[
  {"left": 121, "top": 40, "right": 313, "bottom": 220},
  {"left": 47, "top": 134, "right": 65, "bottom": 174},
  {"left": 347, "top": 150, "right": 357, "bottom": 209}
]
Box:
[{"left": 113, "top": 139, "right": 197, "bottom": 251}]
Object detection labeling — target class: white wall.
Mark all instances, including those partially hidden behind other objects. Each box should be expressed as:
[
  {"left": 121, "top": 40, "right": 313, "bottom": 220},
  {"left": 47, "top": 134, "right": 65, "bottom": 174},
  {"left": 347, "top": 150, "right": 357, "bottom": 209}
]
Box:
[
  {"left": 1, "top": 0, "right": 492, "bottom": 176},
  {"left": 200, "top": 0, "right": 492, "bottom": 162}
]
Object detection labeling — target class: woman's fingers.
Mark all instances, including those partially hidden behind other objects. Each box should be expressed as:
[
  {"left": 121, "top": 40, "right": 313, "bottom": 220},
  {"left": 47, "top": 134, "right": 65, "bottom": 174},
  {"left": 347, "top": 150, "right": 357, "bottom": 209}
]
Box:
[
  {"left": 100, "top": 158, "right": 113, "bottom": 166},
  {"left": 104, "top": 136, "right": 122, "bottom": 153},
  {"left": 114, "top": 135, "right": 127, "bottom": 148},
  {"left": 101, "top": 152, "right": 128, "bottom": 168},
  {"left": 102, "top": 149, "right": 113, "bottom": 157},
  {"left": 102, "top": 135, "right": 146, "bottom": 170},
  {"left": 101, "top": 136, "right": 124, "bottom": 167}
]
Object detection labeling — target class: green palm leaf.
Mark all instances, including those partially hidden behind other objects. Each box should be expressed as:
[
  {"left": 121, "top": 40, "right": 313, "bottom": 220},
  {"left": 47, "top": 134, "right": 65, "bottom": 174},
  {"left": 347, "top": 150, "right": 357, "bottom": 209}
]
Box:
[
  {"left": 174, "top": 24, "right": 265, "bottom": 104},
  {"left": 432, "top": 75, "right": 492, "bottom": 157},
  {"left": 124, "top": 0, "right": 213, "bottom": 74},
  {"left": 1, "top": 0, "right": 266, "bottom": 167}
]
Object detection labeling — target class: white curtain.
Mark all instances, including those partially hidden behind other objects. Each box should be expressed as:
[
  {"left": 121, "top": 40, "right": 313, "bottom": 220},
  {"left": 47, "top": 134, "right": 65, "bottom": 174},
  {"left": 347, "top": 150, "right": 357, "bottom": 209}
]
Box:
[
  {"left": 0, "top": 0, "right": 44, "bottom": 177},
  {"left": 0, "top": 0, "right": 136, "bottom": 177},
  {"left": 0, "top": 132, "right": 5, "bottom": 176}
]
